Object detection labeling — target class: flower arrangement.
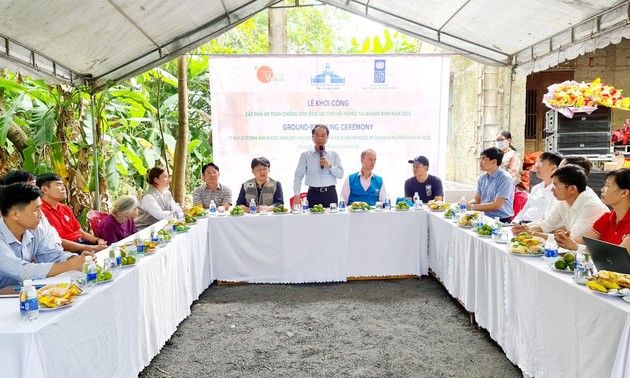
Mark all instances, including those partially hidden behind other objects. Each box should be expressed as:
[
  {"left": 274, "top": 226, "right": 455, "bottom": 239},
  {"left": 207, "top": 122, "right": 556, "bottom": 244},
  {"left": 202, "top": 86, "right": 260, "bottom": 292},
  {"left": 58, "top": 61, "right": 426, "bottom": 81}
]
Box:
[{"left": 543, "top": 78, "right": 630, "bottom": 118}]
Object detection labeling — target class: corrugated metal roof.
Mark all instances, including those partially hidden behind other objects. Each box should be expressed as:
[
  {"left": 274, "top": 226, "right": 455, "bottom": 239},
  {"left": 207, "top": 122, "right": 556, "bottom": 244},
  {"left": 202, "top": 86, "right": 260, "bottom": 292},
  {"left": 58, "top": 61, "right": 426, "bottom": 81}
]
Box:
[{"left": 0, "top": 0, "right": 627, "bottom": 91}]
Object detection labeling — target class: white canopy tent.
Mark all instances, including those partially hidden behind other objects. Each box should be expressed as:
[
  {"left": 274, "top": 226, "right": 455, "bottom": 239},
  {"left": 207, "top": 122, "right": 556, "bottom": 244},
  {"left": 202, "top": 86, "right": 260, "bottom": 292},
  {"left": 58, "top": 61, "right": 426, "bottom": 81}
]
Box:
[{"left": 0, "top": 0, "right": 628, "bottom": 92}]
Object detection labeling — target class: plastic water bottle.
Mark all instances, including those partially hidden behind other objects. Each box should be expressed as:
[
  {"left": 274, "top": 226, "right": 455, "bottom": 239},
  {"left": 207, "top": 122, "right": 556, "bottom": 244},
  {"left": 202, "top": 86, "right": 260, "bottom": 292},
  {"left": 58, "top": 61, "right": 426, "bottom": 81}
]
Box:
[
  {"left": 150, "top": 226, "right": 158, "bottom": 242},
  {"left": 209, "top": 200, "right": 217, "bottom": 215},
  {"left": 338, "top": 199, "right": 346, "bottom": 212},
  {"left": 249, "top": 199, "right": 257, "bottom": 214},
  {"left": 83, "top": 256, "right": 97, "bottom": 289},
  {"left": 134, "top": 234, "right": 145, "bottom": 258},
  {"left": 544, "top": 234, "right": 559, "bottom": 266},
  {"left": 20, "top": 279, "right": 39, "bottom": 321},
  {"left": 492, "top": 216, "right": 501, "bottom": 239},
  {"left": 413, "top": 192, "right": 421, "bottom": 209},
  {"left": 459, "top": 196, "right": 467, "bottom": 213},
  {"left": 302, "top": 197, "right": 309, "bottom": 212},
  {"left": 384, "top": 197, "right": 391, "bottom": 210},
  {"left": 574, "top": 245, "right": 592, "bottom": 284},
  {"left": 109, "top": 243, "right": 122, "bottom": 271}
]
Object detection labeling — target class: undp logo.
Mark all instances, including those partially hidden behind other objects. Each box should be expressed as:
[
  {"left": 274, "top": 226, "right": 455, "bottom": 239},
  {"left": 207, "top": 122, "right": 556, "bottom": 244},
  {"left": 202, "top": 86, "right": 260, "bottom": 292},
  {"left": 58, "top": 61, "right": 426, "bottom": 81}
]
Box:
[{"left": 256, "top": 66, "right": 274, "bottom": 83}]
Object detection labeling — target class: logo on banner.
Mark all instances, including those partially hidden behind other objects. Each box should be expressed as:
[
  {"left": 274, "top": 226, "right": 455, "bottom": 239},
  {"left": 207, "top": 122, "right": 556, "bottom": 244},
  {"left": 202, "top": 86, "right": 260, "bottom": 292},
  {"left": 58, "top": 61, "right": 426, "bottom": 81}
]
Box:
[
  {"left": 256, "top": 66, "right": 274, "bottom": 83},
  {"left": 311, "top": 63, "right": 345, "bottom": 86},
  {"left": 374, "top": 60, "right": 386, "bottom": 83}
]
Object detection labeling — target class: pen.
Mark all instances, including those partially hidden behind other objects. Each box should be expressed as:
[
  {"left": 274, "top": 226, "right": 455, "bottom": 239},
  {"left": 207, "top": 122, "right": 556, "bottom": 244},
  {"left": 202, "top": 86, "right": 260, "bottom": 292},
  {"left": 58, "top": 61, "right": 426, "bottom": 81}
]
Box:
[{"left": 13, "top": 285, "right": 45, "bottom": 291}]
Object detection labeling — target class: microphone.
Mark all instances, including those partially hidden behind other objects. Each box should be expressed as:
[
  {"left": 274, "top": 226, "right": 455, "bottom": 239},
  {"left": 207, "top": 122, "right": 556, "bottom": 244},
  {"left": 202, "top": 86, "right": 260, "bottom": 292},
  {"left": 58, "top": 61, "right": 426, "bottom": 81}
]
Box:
[{"left": 319, "top": 145, "right": 325, "bottom": 169}]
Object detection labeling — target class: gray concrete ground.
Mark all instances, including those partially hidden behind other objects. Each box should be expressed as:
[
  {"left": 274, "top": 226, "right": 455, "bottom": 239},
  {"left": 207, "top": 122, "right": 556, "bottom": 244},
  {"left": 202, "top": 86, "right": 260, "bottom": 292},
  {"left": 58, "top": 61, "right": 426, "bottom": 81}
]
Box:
[{"left": 140, "top": 276, "right": 521, "bottom": 377}]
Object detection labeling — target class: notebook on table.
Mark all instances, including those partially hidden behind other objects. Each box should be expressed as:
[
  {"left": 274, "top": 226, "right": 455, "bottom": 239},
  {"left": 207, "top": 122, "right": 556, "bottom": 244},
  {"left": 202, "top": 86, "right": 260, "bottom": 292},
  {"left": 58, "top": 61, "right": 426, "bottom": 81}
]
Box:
[{"left": 582, "top": 236, "right": 630, "bottom": 274}]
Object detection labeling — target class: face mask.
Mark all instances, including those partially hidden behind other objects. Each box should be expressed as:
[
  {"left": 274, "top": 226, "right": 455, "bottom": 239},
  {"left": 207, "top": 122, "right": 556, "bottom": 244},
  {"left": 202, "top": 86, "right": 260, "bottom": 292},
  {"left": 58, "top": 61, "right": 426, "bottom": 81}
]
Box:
[{"left": 496, "top": 140, "right": 507, "bottom": 150}]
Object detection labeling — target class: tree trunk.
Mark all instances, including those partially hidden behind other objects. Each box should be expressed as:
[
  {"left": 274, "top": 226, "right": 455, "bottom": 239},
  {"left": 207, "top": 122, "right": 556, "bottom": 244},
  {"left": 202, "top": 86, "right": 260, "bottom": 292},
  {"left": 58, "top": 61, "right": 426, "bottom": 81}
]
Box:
[
  {"left": 171, "top": 55, "right": 189, "bottom": 205},
  {"left": 268, "top": 1, "right": 288, "bottom": 53}
]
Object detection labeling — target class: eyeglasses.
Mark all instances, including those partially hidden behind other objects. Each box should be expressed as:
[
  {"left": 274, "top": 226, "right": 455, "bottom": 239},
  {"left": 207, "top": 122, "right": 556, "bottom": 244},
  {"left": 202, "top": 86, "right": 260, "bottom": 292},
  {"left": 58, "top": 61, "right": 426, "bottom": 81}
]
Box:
[{"left": 253, "top": 167, "right": 269, "bottom": 172}]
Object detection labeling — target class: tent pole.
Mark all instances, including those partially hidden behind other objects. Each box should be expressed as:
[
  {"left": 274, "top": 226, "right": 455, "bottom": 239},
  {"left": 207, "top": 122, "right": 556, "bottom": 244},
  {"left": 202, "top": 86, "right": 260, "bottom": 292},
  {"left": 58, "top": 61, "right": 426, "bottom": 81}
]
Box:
[{"left": 90, "top": 94, "right": 100, "bottom": 211}]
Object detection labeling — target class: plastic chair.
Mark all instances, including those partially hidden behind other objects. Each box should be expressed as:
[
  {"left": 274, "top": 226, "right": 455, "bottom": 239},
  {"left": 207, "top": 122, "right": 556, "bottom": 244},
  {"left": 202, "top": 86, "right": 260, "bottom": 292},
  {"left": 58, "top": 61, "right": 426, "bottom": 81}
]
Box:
[
  {"left": 289, "top": 193, "right": 308, "bottom": 207},
  {"left": 87, "top": 210, "right": 108, "bottom": 237},
  {"left": 512, "top": 191, "right": 528, "bottom": 219}
]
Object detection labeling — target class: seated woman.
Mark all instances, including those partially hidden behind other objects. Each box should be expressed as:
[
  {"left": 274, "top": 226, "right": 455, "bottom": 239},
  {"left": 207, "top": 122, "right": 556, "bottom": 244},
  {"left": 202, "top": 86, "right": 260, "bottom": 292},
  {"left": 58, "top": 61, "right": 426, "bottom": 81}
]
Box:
[
  {"left": 96, "top": 195, "right": 139, "bottom": 245},
  {"left": 135, "top": 167, "right": 182, "bottom": 230},
  {"left": 236, "top": 157, "right": 284, "bottom": 212},
  {"left": 556, "top": 168, "right": 630, "bottom": 256}
]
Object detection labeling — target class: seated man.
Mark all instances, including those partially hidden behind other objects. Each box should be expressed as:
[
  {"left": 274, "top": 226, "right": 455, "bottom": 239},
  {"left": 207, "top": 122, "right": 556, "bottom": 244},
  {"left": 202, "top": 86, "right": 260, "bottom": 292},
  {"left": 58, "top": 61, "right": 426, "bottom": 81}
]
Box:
[
  {"left": 404, "top": 155, "right": 444, "bottom": 203},
  {"left": 467, "top": 147, "right": 514, "bottom": 223},
  {"left": 0, "top": 183, "right": 91, "bottom": 289},
  {"left": 341, "top": 149, "right": 387, "bottom": 206},
  {"left": 512, "top": 151, "right": 563, "bottom": 224},
  {"left": 192, "top": 162, "right": 232, "bottom": 210},
  {"left": 236, "top": 157, "right": 284, "bottom": 212},
  {"left": 511, "top": 164, "right": 608, "bottom": 244},
  {"left": 2, "top": 170, "right": 62, "bottom": 249},
  {"left": 37, "top": 173, "right": 107, "bottom": 253}
]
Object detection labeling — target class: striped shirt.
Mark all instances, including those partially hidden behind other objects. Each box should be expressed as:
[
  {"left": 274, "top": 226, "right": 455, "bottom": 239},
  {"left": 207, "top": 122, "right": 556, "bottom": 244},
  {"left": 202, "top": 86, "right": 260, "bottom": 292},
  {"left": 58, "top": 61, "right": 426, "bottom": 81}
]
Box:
[{"left": 192, "top": 183, "right": 233, "bottom": 208}]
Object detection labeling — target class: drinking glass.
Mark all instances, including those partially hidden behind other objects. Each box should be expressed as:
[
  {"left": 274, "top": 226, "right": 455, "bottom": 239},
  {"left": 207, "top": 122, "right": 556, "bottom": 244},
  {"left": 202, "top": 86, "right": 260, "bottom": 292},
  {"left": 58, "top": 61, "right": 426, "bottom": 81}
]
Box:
[
  {"left": 260, "top": 205, "right": 268, "bottom": 215},
  {"left": 375, "top": 201, "right": 383, "bottom": 210},
  {"left": 293, "top": 203, "right": 302, "bottom": 214},
  {"left": 217, "top": 206, "right": 226, "bottom": 216},
  {"left": 71, "top": 273, "right": 87, "bottom": 291},
  {"left": 329, "top": 203, "right": 338, "bottom": 213}
]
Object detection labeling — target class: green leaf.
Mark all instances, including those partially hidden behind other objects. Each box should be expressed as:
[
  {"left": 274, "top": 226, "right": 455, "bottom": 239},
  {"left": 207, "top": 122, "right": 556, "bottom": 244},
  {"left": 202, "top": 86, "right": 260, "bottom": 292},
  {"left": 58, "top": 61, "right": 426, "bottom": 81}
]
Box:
[
  {"left": 106, "top": 155, "right": 120, "bottom": 191},
  {"left": 0, "top": 93, "right": 24, "bottom": 145},
  {"left": 0, "top": 78, "right": 26, "bottom": 92},
  {"left": 120, "top": 145, "right": 147, "bottom": 175},
  {"left": 31, "top": 113, "right": 55, "bottom": 146},
  {"left": 22, "top": 144, "right": 37, "bottom": 172},
  {"left": 187, "top": 139, "right": 202, "bottom": 154}
]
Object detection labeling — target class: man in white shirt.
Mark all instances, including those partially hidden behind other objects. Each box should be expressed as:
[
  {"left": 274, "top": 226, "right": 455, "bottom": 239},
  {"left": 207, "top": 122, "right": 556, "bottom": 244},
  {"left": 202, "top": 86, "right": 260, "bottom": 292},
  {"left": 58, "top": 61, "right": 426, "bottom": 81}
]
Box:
[
  {"left": 341, "top": 149, "right": 387, "bottom": 206},
  {"left": 512, "top": 152, "right": 562, "bottom": 224},
  {"left": 511, "top": 164, "right": 608, "bottom": 244}
]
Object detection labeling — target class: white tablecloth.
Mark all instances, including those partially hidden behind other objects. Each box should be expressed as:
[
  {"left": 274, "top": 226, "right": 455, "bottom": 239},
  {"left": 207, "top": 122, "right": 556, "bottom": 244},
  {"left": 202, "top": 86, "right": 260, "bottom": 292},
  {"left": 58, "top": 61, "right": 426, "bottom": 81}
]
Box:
[
  {"left": 209, "top": 210, "right": 429, "bottom": 283},
  {"left": 426, "top": 211, "right": 630, "bottom": 378},
  {"left": 0, "top": 218, "right": 209, "bottom": 378}
]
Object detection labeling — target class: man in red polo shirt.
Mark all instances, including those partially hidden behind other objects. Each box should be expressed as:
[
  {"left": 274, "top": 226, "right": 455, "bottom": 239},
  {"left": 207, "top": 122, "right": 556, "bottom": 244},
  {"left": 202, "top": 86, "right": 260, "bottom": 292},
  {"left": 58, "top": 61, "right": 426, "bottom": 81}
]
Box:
[{"left": 36, "top": 173, "right": 107, "bottom": 253}]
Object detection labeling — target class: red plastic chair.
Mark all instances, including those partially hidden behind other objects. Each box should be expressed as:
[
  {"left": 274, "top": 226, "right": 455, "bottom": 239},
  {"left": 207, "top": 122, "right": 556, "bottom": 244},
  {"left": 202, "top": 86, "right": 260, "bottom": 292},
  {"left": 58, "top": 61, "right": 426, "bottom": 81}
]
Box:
[
  {"left": 512, "top": 191, "right": 528, "bottom": 219},
  {"left": 87, "top": 210, "right": 108, "bottom": 237},
  {"left": 290, "top": 193, "right": 308, "bottom": 207}
]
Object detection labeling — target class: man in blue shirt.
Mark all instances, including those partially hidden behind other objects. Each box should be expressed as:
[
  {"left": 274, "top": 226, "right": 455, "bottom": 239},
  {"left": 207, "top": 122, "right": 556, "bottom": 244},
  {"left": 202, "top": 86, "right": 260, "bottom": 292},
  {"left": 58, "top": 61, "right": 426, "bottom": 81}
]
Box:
[
  {"left": 293, "top": 124, "right": 344, "bottom": 207},
  {"left": 404, "top": 155, "right": 444, "bottom": 203},
  {"left": 0, "top": 183, "right": 91, "bottom": 289},
  {"left": 341, "top": 149, "right": 387, "bottom": 206},
  {"left": 467, "top": 147, "right": 515, "bottom": 222}
]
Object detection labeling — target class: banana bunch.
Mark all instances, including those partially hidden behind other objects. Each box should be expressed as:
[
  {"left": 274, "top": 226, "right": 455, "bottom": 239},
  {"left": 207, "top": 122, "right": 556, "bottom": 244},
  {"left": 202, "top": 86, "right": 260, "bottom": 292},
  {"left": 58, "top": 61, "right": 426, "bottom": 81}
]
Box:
[
  {"left": 458, "top": 212, "right": 480, "bottom": 227},
  {"left": 586, "top": 270, "right": 630, "bottom": 295},
  {"left": 428, "top": 201, "right": 451, "bottom": 211},
  {"left": 186, "top": 205, "right": 207, "bottom": 217}
]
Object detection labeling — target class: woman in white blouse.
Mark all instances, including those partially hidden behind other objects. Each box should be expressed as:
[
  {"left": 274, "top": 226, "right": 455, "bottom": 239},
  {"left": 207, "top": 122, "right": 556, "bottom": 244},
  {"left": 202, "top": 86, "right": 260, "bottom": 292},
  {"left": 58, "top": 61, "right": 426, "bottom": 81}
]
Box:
[{"left": 134, "top": 166, "right": 181, "bottom": 230}]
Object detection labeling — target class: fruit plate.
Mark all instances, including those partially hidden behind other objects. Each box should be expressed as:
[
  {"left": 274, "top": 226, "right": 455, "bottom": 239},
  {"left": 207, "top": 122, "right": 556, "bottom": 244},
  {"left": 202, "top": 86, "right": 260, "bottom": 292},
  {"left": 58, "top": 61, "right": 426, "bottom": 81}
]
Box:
[
  {"left": 394, "top": 207, "right": 410, "bottom": 211},
  {"left": 507, "top": 247, "right": 544, "bottom": 257},
  {"left": 229, "top": 213, "right": 245, "bottom": 217},
  {"left": 551, "top": 266, "right": 574, "bottom": 274},
  {"left": 122, "top": 264, "right": 136, "bottom": 269},
  {"left": 39, "top": 302, "right": 75, "bottom": 311},
  {"left": 476, "top": 233, "right": 493, "bottom": 238},
  {"left": 590, "top": 289, "right": 625, "bottom": 297},
  {"left": 96, "top": 278, "right": 114, "bottom": 285},
  {"left": 623, "top": 296, "right": 630, "bottom": 304},
  {"left": 308, "top": 211, "right": 326, "bottom": 215},
  {"left": 272, "top": 211, "right": 289, "bottom": 215},
  {"left": 194, "top": 214, "right": 209, "bottom": 219}
]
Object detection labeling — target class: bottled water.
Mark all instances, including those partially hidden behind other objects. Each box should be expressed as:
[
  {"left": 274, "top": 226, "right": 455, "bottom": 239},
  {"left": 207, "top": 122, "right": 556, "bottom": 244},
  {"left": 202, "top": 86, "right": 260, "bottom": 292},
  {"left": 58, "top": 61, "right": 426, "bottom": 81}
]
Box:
[
  {"left": 249, "top": 199, "right": 257, "bottom": 214},
  {"left": 83, "top": 256, "right": 97, "bottom": 289},
  {"left": 384, "top": 197, "right": 391, "bottom": 210},
  {"left": 338, "top": 199, "right": 346, "bottom": 212},
  {"left": 20, "top": 279, "right": 39, "bottom": 321},
  {"left": 109, "top": 243, "right": 122, "bottom": 271},
  {"left": 459, "top": 196, "right": 467, "bottom": 213},
  {"left": 574, "top": 245, "right": 593, "bottom": 284},
  {"left": 209, "top": 200, "right": 217, "bottom": 215},
  {"left": 134, "top": 234, "right": 145, "bottom": 258},
  {"left": 413, "top": 192, "right": 421, "bottom": 209},
  {"left": 150, "top": 226, "right": 158, "bottom": 242},
  {"left": 492, "top": 216, "right": 501, "bottom": 239},
  {"left": 544, "top": 234, "right": 559, "bottom": 266},
  {"left": 302, "top": 197, "right": 309, "bottom": 212}
]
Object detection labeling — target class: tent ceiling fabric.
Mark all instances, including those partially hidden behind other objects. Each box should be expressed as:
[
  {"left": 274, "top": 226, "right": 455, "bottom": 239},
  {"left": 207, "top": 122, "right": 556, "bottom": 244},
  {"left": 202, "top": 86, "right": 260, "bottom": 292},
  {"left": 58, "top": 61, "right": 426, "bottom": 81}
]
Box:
[{"left": 0, "top": 0, "right": 628, "bottom": 91}]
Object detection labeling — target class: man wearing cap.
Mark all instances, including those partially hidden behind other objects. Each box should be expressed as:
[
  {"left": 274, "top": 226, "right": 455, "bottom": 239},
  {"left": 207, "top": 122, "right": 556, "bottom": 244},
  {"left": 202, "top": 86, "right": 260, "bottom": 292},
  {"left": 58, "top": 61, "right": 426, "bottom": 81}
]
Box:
[
  {"left": 237, "top": 157, "right": 284, "bottom": 212},
  {"left": 404, "top": 155, "right": 444, "bottom": 203},
  {"left": 293, "top": 124, "right": 344, "bottom": 207},
  {"left": 341, "top": 149, "right": 387, "bottom": 206},
  {"left": 467, "top": 147, "right": 514, "bottom": 223}
]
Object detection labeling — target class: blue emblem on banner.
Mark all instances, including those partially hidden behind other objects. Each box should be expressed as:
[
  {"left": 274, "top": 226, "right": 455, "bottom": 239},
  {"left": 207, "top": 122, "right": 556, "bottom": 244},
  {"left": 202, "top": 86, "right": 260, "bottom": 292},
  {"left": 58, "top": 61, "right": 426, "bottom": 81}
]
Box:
[{"left": 374, "top": 60, "right": 386, "bottom": 83}]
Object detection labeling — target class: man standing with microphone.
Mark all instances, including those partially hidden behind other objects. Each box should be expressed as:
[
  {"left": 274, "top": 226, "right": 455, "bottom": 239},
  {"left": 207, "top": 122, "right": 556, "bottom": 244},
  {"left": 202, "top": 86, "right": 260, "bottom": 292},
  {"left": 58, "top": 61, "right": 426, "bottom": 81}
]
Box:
[{"left": 293, "top": 124, "right": 344, "bottom": 207}]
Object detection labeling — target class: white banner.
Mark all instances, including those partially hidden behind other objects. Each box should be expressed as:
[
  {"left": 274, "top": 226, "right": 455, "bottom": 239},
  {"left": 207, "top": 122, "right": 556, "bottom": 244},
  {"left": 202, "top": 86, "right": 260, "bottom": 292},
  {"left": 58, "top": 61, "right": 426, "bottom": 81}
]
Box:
[{"left": 209, "top": 55, "right": 450, "bottom": 204}]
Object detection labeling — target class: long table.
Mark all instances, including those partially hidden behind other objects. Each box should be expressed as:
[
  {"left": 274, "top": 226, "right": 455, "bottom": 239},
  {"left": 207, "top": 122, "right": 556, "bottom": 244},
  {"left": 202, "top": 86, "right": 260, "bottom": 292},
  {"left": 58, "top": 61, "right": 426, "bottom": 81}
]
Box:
[
  {"left": 209, "top": 210, "right": 429, "bottom": 283},
  {"left": 3, "top": 208, "right": 630, "bottom": 377},
  {"left": 0, "top": 218, "right": 209, "bottom": 378},
  {"left": 426, "top": 210, "right": 630, "bottom": 378}
]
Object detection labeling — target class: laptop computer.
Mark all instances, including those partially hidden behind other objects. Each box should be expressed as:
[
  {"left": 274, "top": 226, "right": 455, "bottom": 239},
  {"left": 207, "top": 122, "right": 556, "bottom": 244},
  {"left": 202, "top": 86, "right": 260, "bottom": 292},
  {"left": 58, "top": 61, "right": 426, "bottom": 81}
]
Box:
[{"left": 582, "top": 236, "right": 630, "bottom": 274}]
